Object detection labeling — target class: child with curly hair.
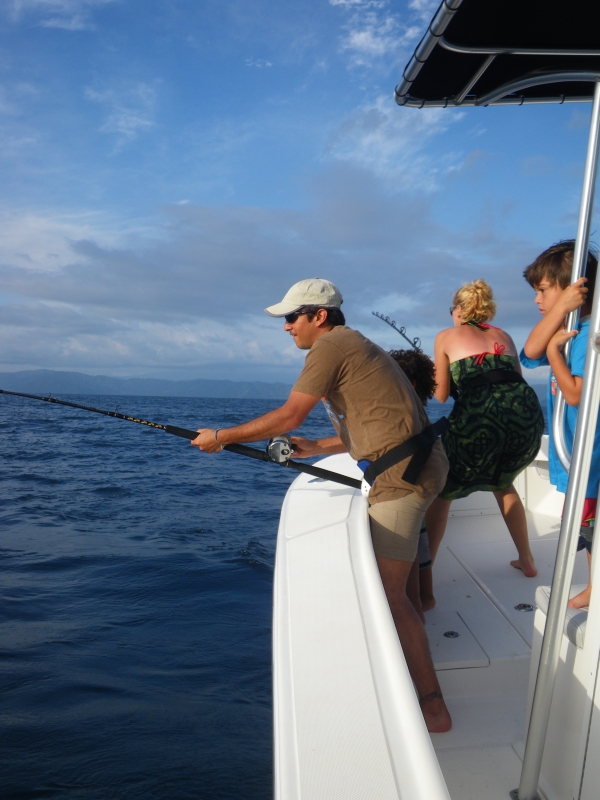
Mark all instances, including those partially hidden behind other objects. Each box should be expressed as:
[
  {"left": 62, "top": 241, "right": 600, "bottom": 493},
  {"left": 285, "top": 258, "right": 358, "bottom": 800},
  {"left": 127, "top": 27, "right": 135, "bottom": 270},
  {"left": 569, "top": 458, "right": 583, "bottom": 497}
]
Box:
[{"left": 389, "top": 347, "right": 438, "bottom": 615}]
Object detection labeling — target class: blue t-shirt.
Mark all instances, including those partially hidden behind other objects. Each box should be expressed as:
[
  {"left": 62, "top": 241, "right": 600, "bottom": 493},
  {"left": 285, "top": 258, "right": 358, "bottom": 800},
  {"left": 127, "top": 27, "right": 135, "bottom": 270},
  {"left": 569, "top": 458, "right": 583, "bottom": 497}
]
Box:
[{"left": 520, "top": 318, "right": 600, "bottom": 497}]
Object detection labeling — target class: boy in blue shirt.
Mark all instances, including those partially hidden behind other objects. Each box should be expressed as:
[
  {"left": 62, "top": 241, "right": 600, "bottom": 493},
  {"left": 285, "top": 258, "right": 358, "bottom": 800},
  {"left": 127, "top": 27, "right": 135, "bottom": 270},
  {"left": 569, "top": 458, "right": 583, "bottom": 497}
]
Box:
[{"left": 520, "top": 240, "right": 598, "bottom": 608}]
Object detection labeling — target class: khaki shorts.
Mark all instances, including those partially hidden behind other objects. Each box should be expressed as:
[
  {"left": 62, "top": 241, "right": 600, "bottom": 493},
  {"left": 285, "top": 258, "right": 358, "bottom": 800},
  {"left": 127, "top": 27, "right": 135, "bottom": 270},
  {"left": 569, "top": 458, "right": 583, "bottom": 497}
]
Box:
[{"left": 368, "top": 492, "right": 434, "bottom": 562}]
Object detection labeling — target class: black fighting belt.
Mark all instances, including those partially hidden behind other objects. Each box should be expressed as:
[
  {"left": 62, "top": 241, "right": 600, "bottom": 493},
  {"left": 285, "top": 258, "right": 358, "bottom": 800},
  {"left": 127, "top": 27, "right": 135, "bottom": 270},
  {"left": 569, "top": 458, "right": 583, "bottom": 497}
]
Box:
[
  {"left": 459, "top": 368, "right": 524, "bottom": 394},
  {"left": 362, "top": 416, "right": 449, "bottom": 488}
]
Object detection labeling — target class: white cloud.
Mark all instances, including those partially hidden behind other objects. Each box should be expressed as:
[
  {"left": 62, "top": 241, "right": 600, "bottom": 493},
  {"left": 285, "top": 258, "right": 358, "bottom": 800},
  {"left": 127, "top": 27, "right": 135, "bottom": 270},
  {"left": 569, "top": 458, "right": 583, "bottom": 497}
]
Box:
[
  {"left": 0, "top": 86, "right": 19, "bottom": 116},
  {"left": 245, "top": 59, "right": 272, "bottom": 68},
  {"left": 326, "top": 96, "right": 462, "bottom": 190},
  {"left": 0, "top": 160, "right": 547, "bottom": 378},
  {"left": 342, "top": 12, "right": 397, "bottom": 60},
  {"left": 0, "top": 81, "right": 39, "bottom": 118},
  {"left": 0, "top": 303, "right": 305, "bottom": 374},
  {"left": 370, "top": 291, "right": 422, "bottom": 316},
  {"left": 0, "top": 209, "right": 146, "bottom": 272},
  {"left": 85, "top": 82, "right": 158, "bottom": 146},
  {"left": 0, "top": 82, "right": 41, "bottom": 158},
  {"left": 408, "top": 0, "right": 439, "bottom": 22},
  {"left": 5, "top": 0, "right": 117, "bottom": 30},
  {"left": 0, "top": 132, "right": 38, "bottom": 158},
  {"left": 329, "top": 1, "right": 386, "bottom": 8},
  {"left": 330, "top": 0, "right": 421, "bottom": 68}
]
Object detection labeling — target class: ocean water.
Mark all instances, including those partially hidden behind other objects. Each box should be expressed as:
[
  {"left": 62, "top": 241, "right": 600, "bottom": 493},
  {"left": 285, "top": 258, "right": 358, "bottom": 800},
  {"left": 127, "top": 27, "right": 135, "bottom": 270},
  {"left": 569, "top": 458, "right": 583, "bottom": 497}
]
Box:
[
  {"left": 0, "top": 395, "right": 328, "bottom": 800},
  {"left": 0, "top": 392, "right": 544, "bottom": 800}
]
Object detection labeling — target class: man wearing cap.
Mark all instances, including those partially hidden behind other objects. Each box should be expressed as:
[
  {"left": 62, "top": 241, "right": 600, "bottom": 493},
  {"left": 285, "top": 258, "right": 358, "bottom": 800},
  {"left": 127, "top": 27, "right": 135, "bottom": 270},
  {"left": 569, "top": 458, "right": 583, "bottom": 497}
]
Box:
[{"left": 192, "top": 278, "right": 451, "bottom": 732}]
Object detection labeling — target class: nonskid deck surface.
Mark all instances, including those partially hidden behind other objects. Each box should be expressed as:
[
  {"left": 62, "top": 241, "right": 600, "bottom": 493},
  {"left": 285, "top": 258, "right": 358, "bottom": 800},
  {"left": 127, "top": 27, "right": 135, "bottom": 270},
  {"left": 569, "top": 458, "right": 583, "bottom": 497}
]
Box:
[
  {"left": 428, "top": 505, "right": 589, "bottom": 799},
  {"left": 433, "top": 510, "right": 587, "bottom": 648}
]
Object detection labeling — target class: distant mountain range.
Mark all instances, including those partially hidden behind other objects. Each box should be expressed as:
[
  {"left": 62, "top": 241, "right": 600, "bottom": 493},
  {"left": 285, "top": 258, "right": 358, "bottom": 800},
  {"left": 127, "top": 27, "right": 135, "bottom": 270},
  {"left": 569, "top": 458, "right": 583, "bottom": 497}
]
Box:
[
  {"left": 0, "top": 368, "right": 548, "bottom": 410},
  {"left": 0, "top": 370, "right": 293, "bottom": 400}
]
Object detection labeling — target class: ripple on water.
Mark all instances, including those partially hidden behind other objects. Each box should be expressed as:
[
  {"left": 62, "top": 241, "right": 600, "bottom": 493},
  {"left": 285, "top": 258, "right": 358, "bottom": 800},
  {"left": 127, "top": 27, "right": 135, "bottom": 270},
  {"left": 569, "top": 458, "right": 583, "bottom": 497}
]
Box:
[{"left": 0, "top": 395, "right": 325, "bottom": 800}]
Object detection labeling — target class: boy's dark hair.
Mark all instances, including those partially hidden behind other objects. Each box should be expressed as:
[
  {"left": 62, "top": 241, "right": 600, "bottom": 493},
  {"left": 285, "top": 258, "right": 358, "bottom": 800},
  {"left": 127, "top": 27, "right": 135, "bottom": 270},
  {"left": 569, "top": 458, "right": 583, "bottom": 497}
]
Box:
[
  {"left": 304, "top": 306, "right": 346, "bottom": 326},
  {"left": 523, "top": 239, "right": 598, "bottom": 297},
  {"left": 389, "top": 348, "right": 436, "bottom": 405}
]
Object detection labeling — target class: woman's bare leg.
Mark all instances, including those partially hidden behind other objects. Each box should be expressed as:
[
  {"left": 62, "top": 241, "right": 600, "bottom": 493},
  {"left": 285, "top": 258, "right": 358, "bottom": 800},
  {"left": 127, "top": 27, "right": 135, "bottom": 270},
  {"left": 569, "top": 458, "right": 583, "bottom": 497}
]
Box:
[{"left": 493, "top": 486, "right": 537, "bottom": 577}]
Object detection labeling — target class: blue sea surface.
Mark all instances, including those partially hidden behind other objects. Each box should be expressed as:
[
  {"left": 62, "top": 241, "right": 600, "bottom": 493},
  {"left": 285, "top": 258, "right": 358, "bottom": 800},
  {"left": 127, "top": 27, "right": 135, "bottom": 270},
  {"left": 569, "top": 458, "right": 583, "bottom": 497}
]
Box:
[
  {"left": 0, "top": 395, "right": 329, "bottom": 800},
  {"left": 0, "top": 392, "right": 545, "bottom": 799}
]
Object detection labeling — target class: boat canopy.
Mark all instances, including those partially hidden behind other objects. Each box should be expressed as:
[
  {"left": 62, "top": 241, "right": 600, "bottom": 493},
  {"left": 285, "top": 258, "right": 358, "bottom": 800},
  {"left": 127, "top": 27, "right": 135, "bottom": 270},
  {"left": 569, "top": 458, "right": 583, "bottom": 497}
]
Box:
[{"left": 396, "top": 0, "right": 600, "bottom": 108}]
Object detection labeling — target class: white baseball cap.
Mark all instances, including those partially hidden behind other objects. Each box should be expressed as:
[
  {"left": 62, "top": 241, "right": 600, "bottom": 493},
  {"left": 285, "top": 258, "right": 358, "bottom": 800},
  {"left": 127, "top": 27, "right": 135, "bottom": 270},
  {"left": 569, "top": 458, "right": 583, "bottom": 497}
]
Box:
[{"left": 264, "top": 278, "right": 343, "bottom": 317}]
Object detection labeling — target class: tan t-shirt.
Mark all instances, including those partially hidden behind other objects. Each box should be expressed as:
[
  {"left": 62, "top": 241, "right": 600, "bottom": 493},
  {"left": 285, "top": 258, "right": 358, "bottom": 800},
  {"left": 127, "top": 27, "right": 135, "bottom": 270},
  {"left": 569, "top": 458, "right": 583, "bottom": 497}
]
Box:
[{"left": 293, "top": 326, "right": 449, "bottom": 505}]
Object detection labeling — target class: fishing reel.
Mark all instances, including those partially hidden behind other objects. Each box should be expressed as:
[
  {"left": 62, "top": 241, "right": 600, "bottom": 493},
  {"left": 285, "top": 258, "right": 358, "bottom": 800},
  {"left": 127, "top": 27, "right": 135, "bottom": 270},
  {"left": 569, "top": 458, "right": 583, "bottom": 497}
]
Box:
[{"left": 266, "top": 434, "right": 294, "bottom": 464}]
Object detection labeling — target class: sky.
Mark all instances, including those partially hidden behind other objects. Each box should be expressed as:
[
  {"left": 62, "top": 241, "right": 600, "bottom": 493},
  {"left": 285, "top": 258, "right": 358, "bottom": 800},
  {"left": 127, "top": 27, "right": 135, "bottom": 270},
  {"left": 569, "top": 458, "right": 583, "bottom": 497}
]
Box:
[{"left": 0, "top": 0, "right": 598, "bottom": 384}]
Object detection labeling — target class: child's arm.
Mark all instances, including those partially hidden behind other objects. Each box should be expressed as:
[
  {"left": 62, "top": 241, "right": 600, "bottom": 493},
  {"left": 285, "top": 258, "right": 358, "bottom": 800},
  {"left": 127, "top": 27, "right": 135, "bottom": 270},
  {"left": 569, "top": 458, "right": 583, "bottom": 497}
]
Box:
[
  {"left": 523, "top": 278, "right": 588, "bottom": 359},
  {"left": 547, "top": 328, "right": 583, "bottom": 406}
]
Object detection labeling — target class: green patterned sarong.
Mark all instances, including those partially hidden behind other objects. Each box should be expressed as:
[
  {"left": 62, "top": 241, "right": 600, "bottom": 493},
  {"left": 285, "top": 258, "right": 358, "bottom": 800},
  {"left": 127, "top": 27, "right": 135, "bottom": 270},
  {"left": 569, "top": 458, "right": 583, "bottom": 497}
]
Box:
[{"left": 439, "top": 354, "right": 544, "bottom": 501}]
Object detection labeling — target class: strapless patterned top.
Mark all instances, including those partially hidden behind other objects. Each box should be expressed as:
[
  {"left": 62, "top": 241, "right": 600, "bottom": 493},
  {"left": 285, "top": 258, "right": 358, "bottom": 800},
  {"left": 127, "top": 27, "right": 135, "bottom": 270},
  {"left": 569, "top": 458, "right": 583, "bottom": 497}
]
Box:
[{"left": 440, "top": 323, "right": 544, "bottom": 501}]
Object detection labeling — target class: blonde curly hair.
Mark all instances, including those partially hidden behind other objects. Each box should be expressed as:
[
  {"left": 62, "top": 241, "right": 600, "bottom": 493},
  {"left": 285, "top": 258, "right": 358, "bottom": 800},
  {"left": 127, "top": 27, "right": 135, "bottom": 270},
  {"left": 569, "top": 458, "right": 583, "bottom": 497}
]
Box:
[{"left": 453, "top": 279, "right": 496, "bottom": 324}]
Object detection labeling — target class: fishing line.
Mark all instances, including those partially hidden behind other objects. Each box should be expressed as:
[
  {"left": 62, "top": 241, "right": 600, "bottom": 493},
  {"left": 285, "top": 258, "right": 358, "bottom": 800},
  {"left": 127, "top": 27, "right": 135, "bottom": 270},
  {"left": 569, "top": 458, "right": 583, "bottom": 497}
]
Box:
[{"left": 0, "top": 388, "right": 361, "bottom": 490}]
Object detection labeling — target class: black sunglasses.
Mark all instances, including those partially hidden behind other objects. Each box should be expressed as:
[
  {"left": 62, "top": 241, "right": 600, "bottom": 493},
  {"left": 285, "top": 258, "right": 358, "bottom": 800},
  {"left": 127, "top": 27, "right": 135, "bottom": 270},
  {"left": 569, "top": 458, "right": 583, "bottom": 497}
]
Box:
[
  {"left": 284, "top": 309, "right": 311, "bottom": 324},
  {"left": 449, "top": 305, "right": 458, "bottom": 316}
]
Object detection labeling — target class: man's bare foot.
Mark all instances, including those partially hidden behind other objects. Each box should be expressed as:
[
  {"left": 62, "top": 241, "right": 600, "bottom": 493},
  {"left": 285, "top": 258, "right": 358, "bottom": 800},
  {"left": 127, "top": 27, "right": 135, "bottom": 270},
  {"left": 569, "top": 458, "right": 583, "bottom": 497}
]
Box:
[
  {"left": 510, "top": 556, "right": 537, "bottom": 578},
  {"left": 420, "top": 595, "right": 436, "bottom": 612},
  {"left": 568, "top": 587, "right": 592, "bottom": 609},
  {"left": 419, "top": 691, "right": 452, "bottom": 733}
]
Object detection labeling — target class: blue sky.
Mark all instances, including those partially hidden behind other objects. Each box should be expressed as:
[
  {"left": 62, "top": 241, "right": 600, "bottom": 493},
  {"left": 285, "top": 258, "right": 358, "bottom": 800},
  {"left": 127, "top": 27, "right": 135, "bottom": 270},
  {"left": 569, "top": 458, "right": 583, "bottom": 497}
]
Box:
[{"left": 0, "top": 0, "right": 597, "bottom": 383}]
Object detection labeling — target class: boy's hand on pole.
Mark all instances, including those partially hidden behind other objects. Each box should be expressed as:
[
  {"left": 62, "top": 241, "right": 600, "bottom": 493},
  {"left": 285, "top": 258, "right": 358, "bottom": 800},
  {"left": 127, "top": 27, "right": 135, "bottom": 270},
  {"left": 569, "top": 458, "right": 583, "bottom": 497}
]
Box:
[
  {"left": 548, "top": 328, "right": 578, "bottom": 353},
  {"left": 558, "top": 277, "right": 588, "bottom": 313}
]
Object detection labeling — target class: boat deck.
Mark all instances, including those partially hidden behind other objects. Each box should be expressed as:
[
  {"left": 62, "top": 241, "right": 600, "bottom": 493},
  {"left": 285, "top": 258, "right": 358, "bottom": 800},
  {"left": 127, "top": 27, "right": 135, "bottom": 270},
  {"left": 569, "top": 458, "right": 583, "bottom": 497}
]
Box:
[{"left": 432, "top": 507, "right": 588, "bottom": 798}]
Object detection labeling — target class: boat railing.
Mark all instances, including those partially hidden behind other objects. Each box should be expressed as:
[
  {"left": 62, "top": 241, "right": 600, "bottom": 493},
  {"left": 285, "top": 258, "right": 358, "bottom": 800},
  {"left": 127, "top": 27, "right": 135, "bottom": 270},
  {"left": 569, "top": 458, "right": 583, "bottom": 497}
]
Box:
[{"left": 347, "top": 495, "right": 451, "bottom": 800}]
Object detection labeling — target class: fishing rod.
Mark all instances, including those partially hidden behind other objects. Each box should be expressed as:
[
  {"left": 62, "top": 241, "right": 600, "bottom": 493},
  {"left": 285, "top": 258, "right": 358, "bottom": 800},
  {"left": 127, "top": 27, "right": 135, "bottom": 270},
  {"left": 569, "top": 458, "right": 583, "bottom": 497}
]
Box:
[
  {"left": 372, "top": 311, "right": 421, "bottom": 350},
  {"left": 0, "top": 388, "right": 361, "bottom": 490}
]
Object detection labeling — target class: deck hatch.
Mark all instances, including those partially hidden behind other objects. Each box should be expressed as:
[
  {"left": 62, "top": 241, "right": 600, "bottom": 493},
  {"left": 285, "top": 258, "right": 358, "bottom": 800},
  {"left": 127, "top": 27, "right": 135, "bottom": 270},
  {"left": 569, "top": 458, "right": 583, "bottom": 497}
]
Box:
[{"left": 426, "top": 610, "right": 490, "bottom": 670}]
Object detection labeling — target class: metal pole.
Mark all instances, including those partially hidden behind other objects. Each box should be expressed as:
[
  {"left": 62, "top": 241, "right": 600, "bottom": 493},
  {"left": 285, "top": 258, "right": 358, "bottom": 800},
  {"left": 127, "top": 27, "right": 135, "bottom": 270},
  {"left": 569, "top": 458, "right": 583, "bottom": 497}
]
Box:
[
  {"left": 553, "top": 79, "right": 600, "bottom": 472},
  {"left": 517, "top": 79, "right": 600, "bottom": 800}
]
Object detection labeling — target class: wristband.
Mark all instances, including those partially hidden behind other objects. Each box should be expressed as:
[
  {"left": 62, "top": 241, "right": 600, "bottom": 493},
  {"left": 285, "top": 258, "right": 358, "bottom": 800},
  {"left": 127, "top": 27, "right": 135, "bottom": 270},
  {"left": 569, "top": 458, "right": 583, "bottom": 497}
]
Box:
[{"left": 214, "top": 429, "right": 223, "bottom": 452}]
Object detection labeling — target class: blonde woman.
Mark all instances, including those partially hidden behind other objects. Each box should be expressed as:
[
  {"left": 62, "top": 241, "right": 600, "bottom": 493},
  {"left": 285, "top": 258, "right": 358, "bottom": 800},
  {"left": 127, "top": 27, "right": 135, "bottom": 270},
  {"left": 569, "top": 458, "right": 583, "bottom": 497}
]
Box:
[{"left": 424, "top": 280, "right": 544, "bottom": 599}]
